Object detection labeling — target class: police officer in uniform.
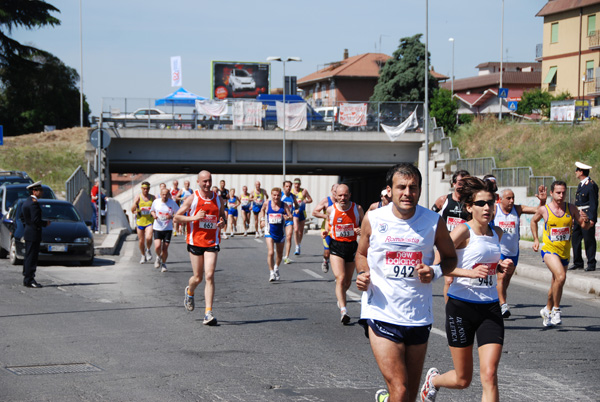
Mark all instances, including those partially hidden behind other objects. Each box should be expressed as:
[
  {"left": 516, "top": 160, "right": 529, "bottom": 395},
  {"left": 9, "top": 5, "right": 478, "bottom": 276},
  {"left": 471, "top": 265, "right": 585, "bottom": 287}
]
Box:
[
  {"left": 570, "top": 161, "right": 598, "bottom": 272},
  {"left": 20, "top": 181, "right": 49, "bottom": 288}
]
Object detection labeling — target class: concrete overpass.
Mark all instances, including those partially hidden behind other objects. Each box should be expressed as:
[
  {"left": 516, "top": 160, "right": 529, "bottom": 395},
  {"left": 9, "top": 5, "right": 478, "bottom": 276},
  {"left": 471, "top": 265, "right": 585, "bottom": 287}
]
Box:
[{"left": 105, "top": 128, "right": 426, "bottom": 176}]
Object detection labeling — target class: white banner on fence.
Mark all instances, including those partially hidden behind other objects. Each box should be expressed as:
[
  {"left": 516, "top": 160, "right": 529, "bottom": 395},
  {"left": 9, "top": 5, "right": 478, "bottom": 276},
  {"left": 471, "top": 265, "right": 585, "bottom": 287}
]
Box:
[
  {"left": 233, "top": 101, "right": 262, "bottom": 127},
  {"left": 196, "top": 99, "right": 228, "bottom": 117},
  {"left": 171, "top": 56, "right": 182, "bottom": 87},
  {"left": 339, "top": 103, "right": 367, "bottom": 127},
  {"left": 381, "top": 106, "right": 419, "bottom": 142},
  {"left": 276, "top": 102, "right": 307, "bottom": 131}
]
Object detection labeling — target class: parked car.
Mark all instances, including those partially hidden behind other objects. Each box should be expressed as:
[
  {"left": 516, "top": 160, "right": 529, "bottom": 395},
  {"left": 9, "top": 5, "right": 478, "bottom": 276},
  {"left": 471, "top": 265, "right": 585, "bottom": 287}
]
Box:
[
  {"left": 0, "top": 170, "right": 33, "bottom": 186},
  {"left": 109, "top": 108, "right": 175, "bottom": 129},
  {"left": 0, "top": 184, "right": 56, "bottom": 218},
  {"left": 315, "top": 106, "right": 339, "bottom": 123},
  {"left": 229, "top": 69, "right": 256, "bottom": 92},
  {"left": 0, "top": 199, "right": 94, "bottom": 265}
]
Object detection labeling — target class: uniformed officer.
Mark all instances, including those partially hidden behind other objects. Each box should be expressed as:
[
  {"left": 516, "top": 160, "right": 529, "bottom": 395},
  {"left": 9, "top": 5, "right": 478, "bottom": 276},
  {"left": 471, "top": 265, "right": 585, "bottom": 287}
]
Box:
[
  {"left": 20, "top": 181, "right": 49, "bottom": 288},
  {"left": 569, "top": 161, "right": 598, "bottom": 272}
]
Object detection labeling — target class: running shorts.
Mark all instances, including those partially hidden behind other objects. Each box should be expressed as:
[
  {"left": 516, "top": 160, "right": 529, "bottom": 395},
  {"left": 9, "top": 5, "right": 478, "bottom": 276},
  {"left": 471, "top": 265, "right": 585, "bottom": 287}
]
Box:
[
  {"left": 137, "top": 223, "right": 152, "bottom": 231},
  {"left": 541, "top": 250, "right": 569, "bottom": 267},
  {"left": 153, "top": 230, "right": 172, "bottom": 243},
  {"left": 500, "top": 252, "right": 519, "bottom": 267},
  {"left": 359, "top": 319, "right": 432, "bottom": 346},
  {"left": 228, "top": 209, "right": 238, "bottom": 217},
  {"left": 323, "top": 235, "right": 331, "bottom": 250},
  {"left": 252, "top": 205, "right": 262, "bottom": 214},
  {"left": 241, "top": 205, "right": 251, "bottom": 213},
  {"left": 445, "top": 297, "right": 504, "bottom": 348},
  {"left": 293, "top": 209, "right": 307, "bottom": 221},
  {"left": 329, "top": 239, "right": 358, "bottom": 262},
  {"left": 187, "top": 244, "right": 220, "bottom": 255},
  {"left": 265, "top": 233, "right": 285, "bottom": 244},
  {"left": 285, "top": 219, "right": 293, "bottom": 227}
]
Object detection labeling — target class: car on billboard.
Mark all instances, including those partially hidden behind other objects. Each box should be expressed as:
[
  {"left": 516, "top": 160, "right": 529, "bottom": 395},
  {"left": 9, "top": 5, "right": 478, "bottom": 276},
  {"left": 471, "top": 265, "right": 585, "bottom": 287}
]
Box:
[{"left": 229, "top": 69, "right": 256, "bottom": 92}]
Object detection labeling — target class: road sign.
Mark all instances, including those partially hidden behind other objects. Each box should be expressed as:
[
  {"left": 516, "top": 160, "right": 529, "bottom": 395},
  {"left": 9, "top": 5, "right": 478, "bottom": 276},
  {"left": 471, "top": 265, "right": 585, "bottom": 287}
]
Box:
[
  {"left": 498, "top": 88, "right": 509, "bottom": 98},
  {"left": 508, "top": 101, "right": 519, "bottom": 111},
  {"left": 90, "top": 129, "right": 111, "bottom": 149}
]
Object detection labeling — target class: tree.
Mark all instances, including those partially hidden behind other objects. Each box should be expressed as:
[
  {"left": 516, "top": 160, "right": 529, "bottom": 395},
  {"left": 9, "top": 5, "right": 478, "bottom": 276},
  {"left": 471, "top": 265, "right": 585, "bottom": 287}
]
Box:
[
  {"left": 0, "top": 0, "right": 60, "bottom": 66},
  {"left": 370, "top": 34, "right": 438, "bottom": 102},
  {"left": 517, "top": 88, "right": 570, "bottom": 118},
  {"left": 0, "top": 53, "right": 90, "bottom": 135},
  {"left": 430, "top": 88, "right": 458, "bottom": 134}
]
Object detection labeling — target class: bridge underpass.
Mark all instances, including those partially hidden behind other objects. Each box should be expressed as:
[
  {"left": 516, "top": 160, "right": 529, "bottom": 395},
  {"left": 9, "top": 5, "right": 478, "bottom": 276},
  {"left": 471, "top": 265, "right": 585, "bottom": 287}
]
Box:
[{"left": 103, "top": 128, "right": 427, "bottom": 209}]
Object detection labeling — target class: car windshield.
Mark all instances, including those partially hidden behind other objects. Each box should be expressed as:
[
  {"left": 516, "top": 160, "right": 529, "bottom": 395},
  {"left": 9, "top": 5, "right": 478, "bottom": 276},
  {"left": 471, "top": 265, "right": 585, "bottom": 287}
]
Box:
[
  {"left": 39, "top": 203, "right": 81, "bottom": 222},
  {"left": 0, "top": 178, "right": 33, "bottom": 185},
  {"left": 6, "top": 187, "right": 57, "bottom": 209},
  {"left": 235, "top": 69, "right": 250, "bottom": 77}
]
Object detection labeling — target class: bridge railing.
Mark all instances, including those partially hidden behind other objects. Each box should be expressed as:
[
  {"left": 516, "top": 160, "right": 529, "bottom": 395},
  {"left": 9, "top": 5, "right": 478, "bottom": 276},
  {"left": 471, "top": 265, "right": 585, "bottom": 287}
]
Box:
[
  {"left": 95, "top": 97, "right": 425, "bottom": 132},
  {"left": 65, "top": 165, "right": 91, "bottom": 203}
]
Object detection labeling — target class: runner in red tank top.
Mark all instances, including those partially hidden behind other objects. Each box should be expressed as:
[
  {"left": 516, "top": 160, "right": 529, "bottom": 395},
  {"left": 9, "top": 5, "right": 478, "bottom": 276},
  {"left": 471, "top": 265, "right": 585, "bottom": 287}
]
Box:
[{"left": 174, "top": 170, "right": 226, "bottom": 326}]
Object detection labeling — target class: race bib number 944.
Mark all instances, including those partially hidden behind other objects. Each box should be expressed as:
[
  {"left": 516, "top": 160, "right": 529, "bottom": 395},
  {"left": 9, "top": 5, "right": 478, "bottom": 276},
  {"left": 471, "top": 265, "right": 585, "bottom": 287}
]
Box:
[
  {"left": 550, "top": 227, "right": 570, "bottom": 242},
  {"left": 384, "top": 251, "right": 423, "bottom": 279}
]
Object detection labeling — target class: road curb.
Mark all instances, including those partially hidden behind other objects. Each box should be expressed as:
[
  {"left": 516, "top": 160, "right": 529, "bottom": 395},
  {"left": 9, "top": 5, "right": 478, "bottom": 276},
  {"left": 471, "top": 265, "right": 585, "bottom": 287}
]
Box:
[{"left": 95, "top": 227, "right": 131, "bottom": 256}]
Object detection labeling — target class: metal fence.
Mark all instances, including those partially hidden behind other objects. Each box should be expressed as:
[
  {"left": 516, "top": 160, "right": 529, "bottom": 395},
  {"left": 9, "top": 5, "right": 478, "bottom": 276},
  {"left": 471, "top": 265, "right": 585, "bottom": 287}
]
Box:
[
  {"left": 97, "top": 97, "right": 425, "bottom": 132},
  {"left": 456, "top": 157, "right": 496, "bottom": 176},
  {"left": 492, "top": 167, "right": 533, "bottom": 188},
  {"left": 65, "top": 166, "right": 91, "bottom": 203}
]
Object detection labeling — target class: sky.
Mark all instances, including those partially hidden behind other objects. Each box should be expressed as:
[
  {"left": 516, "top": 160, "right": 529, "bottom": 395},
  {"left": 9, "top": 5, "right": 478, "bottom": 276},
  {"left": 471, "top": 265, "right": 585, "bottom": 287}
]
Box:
[{"left": 12, "top": 0, "right": 548, "bottom": 117}]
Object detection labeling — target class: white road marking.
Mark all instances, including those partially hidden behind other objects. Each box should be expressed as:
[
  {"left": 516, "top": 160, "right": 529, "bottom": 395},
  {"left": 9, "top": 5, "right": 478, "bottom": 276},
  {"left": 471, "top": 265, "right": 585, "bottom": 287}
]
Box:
[
  {"left": 303, "top": 269, "right": 323, "bottom": 279},
  {"left": 347, "top": 290, "right": 362, "bottom": 301},
  {"left": 431, "top": 327, "right": 445, "bottom": 337},
  {"left": 254, "top": 239, "right": 263, "bottom": 244}
]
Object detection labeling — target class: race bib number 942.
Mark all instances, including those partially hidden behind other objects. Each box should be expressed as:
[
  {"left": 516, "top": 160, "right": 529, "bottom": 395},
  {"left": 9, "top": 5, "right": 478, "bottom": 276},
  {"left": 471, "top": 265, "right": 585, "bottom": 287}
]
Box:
[
  {"left": 550, "top": 227, "right": 570, "bottom": 242},
  {"left": 384, "top": 251, "right": 423, "bottom": 279}
]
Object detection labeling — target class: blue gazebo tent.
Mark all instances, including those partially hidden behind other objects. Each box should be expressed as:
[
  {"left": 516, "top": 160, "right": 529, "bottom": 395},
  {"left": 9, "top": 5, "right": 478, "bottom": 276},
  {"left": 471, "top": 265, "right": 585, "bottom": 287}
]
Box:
[{"left": 154, "top": 87, "right": 206, "bottom": 107}]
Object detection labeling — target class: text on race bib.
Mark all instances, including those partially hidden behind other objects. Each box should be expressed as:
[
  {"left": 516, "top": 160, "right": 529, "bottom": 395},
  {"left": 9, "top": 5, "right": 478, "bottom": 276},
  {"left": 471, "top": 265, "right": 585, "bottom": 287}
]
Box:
[
  {"left": 550, "top": 227, "right": 570, "bottom": 242},
  {"left": 335, "top": 223, "right": 355, "bottom": 238},
  {"left": 447, "top": 217, "right": 465, "bottom": 231},
  {"left": 199, "top": 215, "right": 218, "bottom": 230},
  {"left": 470, "top": 263, "right": 497, "bottom": 288},
  {"left": 384, "top": 251, "right": 423, "bottom": 279},
  {"left": 241, "top": 199, "right": 249, "bottom": 206},
  {"left": 140, "top": 207, "right": 151, "bottom": 215},
  {"left": 498, "top": 221, "right": 516, "bottom": 234},
  {"left": 268, "top": 213, "right": 283, "bottom": 224}
]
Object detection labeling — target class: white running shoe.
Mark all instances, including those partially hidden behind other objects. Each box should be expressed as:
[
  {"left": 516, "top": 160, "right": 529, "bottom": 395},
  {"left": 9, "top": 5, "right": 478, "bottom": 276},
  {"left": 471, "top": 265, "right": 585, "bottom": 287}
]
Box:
[
  {"left": 154, "top": 256, "right": 161, "bottom": 269},
  {"left": 501, "top": 303, "right": 511, "bottom": 319},
  {"left": 160, "top": 263, "right": 167, "bottom": 272},
  {"left": 222, "top": 234, "right": 229, "bottom": 239},
  {"left": 255, "top": 232, "right": 260, "bottom": 239},
  {"left": 203, "top": 310, "right": 217, "bottom": 326},
  {"left": 540, "top": 307, "right": 554, "bottom": 327},
  {"left": 420, "top": 367, "right": 440, "bottom": 402},
  {"left": 243, "top": 231, "right": 248, "bottom": 237},
  {"left": 269, "top": 271, "right": 276, "bottom": 282},
  {"left": 283, "top": 257, "right": 291, "bottom": 264},
  {"left": 230, "top": 233, "right": 235, "bottom": 238},
  {"left": 184, "top": 286, "right": 194, "bottom": 312},
  {"left": 321, "top": 259, "right": 329, "bottom": 273},
  {"left": 140, "top": 254, "right": 146, "bottom": 264},
  {"left": 294, "top": 245, "right": 301, "bottom": 255},
  {"left": 340, "top": 309, "right": 350, "bottom": 325},
  {"left": 145, "top": 249, "right": 152, "bottom": 261},
  {"left": 551, "top": 308, "right": 562, "bottom": 325},
  {"left": 274, "top": 267, "right": 280, "bottom": 281}
]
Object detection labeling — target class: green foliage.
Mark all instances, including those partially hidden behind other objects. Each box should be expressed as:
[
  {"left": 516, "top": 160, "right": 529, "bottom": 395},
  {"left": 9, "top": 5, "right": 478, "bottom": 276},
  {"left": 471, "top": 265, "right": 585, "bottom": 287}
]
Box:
[
  {"left": 430, "top": 88, "right": 458, "bottom": 133},
  {"left": 517, "top": 88, "right": 571, "bottom": 118},
  {"left": 0, "top": 53, "right": 90, "bottom": 135},
  {"left": 459, "top": 114, "right": 474, "bottom": 125},
  {"left": 0, "top": 0, "right": 60, "bottom": 66},
  {"left": 371, "top": 34, "right": 438, "bottom": 102}
]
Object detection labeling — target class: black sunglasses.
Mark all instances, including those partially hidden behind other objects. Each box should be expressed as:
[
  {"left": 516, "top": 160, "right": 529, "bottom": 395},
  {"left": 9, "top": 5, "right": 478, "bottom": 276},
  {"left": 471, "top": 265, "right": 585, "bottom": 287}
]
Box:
[{"left": 472, "top": 200, "right": 495, "bottom": 207}]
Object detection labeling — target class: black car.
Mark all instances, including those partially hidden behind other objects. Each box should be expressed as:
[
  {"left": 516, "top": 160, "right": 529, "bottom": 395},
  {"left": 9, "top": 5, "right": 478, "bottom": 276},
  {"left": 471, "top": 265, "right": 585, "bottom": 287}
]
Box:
[
  {"left": 0, "top": 183, "right": 56, "bottom": 218},
  {"left": 0, "top": 199, "right": 94, "bottom": 266},
  {"left": 0, "top": 170, "right": 33, "bottom": 186}
]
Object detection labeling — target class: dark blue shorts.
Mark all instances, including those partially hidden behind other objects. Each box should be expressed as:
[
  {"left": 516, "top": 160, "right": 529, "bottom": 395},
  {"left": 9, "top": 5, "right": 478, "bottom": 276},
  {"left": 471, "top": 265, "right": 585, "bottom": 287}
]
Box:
[
  {"left": 541, "top": 250, "right": 569, "bottom": 267},
  {"left": 500, "top": 252, "right": 519, "bottom": 267},
  {"left": 359, "top": 319, "right": 432, "bottom": 346},
  {"left": 228, "top": 209, "right": 238, "bottom": 217},
  {"left": 241, "top": 205, "right": 251, "bottom": 213},
  {"left": 252, "top": 205, "right": 263, "bottom": 214}
]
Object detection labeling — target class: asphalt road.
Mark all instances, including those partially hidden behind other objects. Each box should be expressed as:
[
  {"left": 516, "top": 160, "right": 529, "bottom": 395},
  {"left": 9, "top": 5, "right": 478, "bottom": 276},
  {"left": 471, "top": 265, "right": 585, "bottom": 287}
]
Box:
[{"left": 0, "top": 233, "right": 598, "bottom": 401}]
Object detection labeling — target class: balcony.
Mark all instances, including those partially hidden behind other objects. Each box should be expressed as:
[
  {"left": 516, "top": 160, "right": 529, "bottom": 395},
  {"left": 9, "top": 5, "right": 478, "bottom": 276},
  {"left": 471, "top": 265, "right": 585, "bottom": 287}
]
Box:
[
  {"left": 589, "top": 31, "right": 600, "bottom": 49},
  {"left": 584, "top": 78, "right": 600, "bottom": 95}
]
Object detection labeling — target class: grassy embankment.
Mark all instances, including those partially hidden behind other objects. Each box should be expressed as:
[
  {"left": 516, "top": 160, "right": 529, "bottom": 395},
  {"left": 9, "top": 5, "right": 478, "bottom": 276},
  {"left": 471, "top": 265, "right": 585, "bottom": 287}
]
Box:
[
  {"left": 0, "top": 127, "right": 88, "bottom": 197},
  {"left": 450, "top": 118, "right": 600, "bottom": 187}
]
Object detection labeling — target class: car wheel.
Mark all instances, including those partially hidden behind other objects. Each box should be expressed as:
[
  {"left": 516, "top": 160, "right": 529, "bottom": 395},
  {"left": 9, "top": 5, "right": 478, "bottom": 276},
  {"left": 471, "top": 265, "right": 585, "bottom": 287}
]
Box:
[{"left": 9, "top": 238, "right": 22, "bottom": 265}]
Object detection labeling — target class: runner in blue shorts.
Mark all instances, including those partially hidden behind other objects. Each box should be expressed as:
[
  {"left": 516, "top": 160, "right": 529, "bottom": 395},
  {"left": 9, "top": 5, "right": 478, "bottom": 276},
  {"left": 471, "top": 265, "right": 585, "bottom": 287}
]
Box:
[
  {"left": 224, "top": 188, "right": 240, "bottom": 239},
  {"left": 291, "top": 178, "right": 313, "bottom": 255},
  {"left": 251, "top": 181, "right": 268, "bottom": 238},
  {"left": 259, "top": 187, "right": 292, "bottom": 282},
  {"left": 281, "top": 180, "right": 299, "bottom": 264},
  {"left": 240, "top": 185, "right": 252, "bottom": 236},
  {"left": 312, "top": 184, "right": 338, "bottom": 272}
]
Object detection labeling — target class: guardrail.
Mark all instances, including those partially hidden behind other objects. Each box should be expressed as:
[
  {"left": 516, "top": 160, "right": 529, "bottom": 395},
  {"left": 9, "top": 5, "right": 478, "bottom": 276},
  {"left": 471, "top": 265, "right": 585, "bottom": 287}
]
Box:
[
  {"left": 65, "top": 166, "right": 91, "bottom": 204},
  {"left": 456, "top": 157, "right": 496, "bottom": 176}
]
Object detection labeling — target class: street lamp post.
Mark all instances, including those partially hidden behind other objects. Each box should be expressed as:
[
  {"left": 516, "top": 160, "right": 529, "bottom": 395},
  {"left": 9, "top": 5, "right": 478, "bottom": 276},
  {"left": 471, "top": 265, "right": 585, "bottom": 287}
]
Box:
[
  {"left": 424, "top": 0, "right": 430, "bottom": 207},
  {"left": 266, "top": 56, "right": 302, "bottom": 181},
  {"left": 449, "top": 38, "right": 455, "bottom": 95},
  {"left": 499, "top": 0, "right": 504, "bottom": 121}
]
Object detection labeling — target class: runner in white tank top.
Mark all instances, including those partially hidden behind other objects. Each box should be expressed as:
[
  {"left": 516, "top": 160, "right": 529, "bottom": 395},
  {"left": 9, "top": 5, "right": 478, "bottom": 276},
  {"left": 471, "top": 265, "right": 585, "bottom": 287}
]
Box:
[{"left": 355, "top": 163, "right": 457, "bottom": 402}]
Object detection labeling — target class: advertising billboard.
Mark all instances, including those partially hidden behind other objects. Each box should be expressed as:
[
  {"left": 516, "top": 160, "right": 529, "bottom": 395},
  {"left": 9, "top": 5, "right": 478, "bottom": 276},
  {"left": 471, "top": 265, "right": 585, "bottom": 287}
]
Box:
[{"left": 211, "top": 61, "right": 270, "bottom": 100}]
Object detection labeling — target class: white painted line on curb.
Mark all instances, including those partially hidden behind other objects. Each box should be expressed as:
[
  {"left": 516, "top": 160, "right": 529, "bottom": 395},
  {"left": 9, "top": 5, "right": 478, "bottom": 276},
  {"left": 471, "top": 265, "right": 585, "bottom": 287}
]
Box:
[{"left": 303, "top": 269, "right": 323, "bottom": 279}]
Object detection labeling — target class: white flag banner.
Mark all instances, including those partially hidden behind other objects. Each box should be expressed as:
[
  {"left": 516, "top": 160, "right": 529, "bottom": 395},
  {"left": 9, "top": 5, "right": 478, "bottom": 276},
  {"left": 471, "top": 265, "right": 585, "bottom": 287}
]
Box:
[
  {"left": 233, "top": 101, "right": 262, "bottom": 127},
  {"left": 276, "top": 101, "right": 307, "bottom": 131},
  {"left": 171, "top": 56, "right": 182, "bottom": 87},
  {"left": 196, "top": 99, "right": 228, "bottom": 117},
  {"left": 339, "top": 103, "right": 367, "bottom": 127},
  {"left": 381, "top": 106, "right": 419, "bottom": 142}
]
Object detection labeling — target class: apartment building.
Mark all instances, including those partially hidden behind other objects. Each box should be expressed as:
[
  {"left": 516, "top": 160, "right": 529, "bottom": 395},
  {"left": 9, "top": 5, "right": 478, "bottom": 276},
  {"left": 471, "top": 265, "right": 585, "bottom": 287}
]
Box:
[{"left": 537, "top": 0, "right": 600, "bottom": 104}]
